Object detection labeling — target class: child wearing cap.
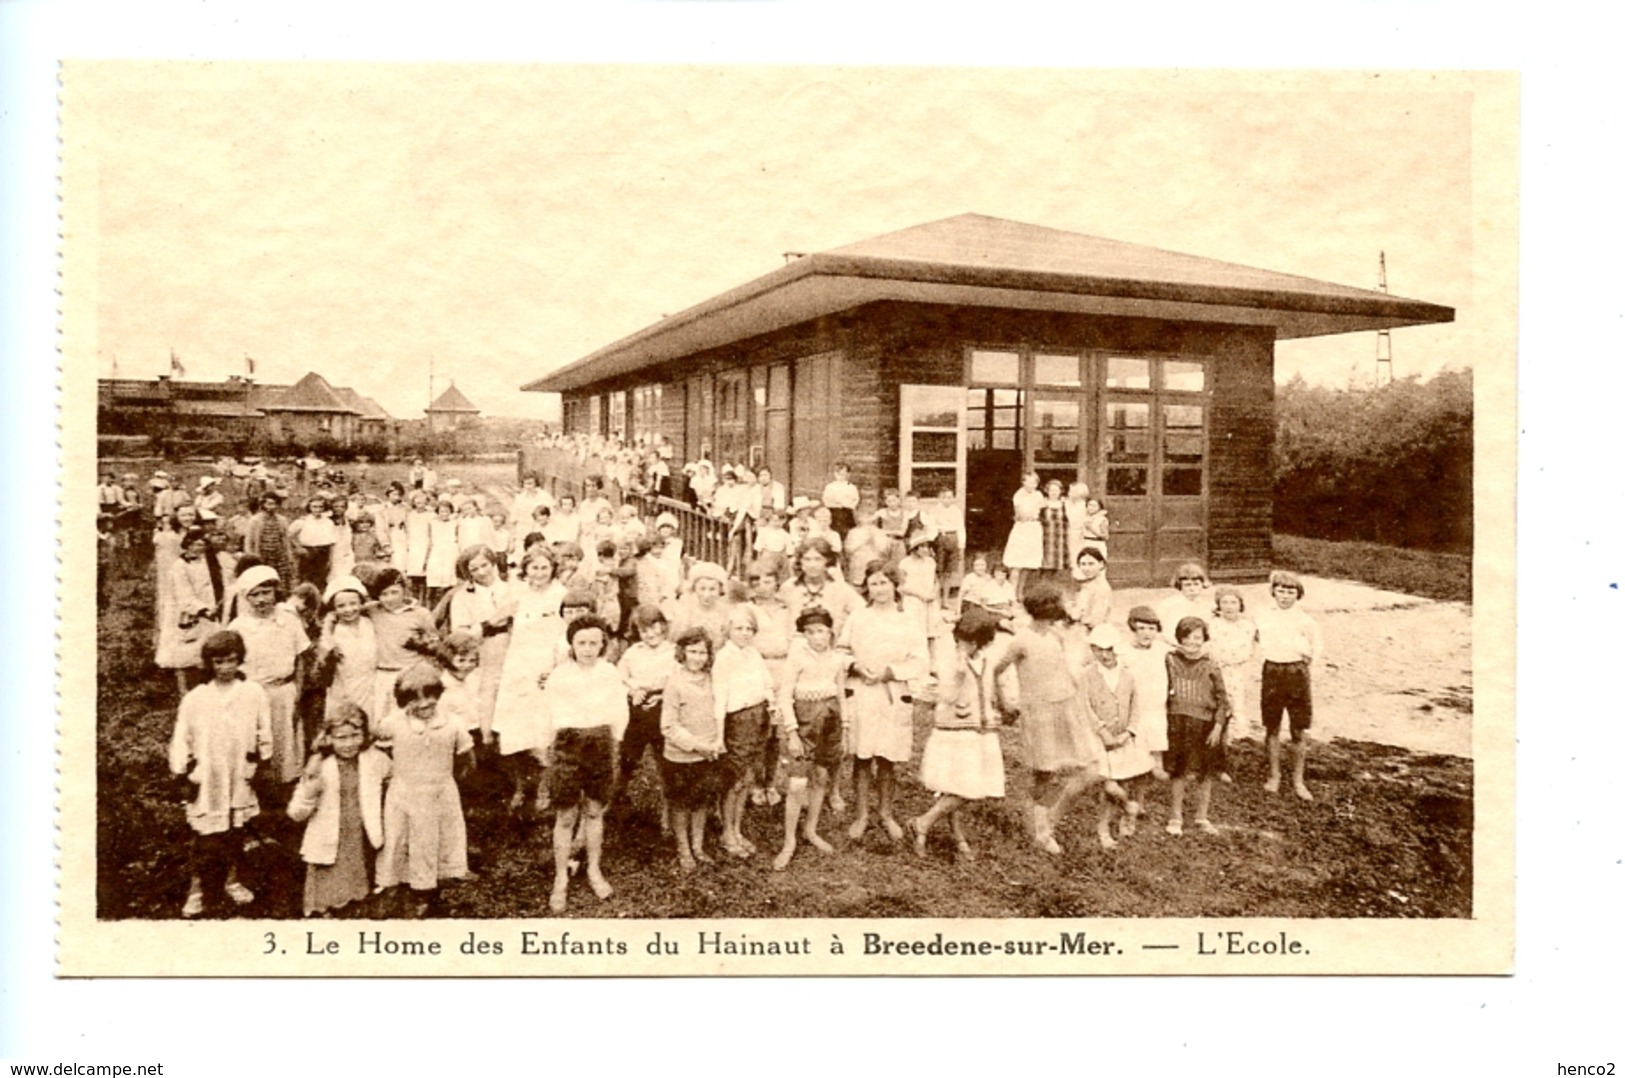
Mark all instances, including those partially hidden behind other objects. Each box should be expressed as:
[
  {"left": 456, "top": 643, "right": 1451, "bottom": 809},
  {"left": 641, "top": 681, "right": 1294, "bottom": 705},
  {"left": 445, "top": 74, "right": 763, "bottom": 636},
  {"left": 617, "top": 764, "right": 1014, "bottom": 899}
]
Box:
[
  {"left": 897, "top": 528, "right": 942, "bottom": 642},
  {"left": 1119, "top": 605, "right": 1171, "bottom": 782},
  {"left": 228, "top": 565, "right": 312, "bottom": 788},
  {"left": 669, "top": 560, "right": 734, "bottom": 652},
  {"left": 317, "top": 575, "right": 379, "bottom": 733},
  {"left": 1079, "top": 624, "right": 1152, "bottom": 848},
  {"left": 1255, "top": 571, "right": 1322, "bottom": 801},
  {"left": 742, "top": 560, "right": 794, "bottom": 809}
]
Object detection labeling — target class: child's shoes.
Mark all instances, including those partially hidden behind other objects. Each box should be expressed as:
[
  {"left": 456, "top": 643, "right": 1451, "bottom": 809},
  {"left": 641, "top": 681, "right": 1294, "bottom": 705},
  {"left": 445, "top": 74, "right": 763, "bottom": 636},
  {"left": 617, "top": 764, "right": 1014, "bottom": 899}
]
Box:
[
  {"left": 181, "top": 889, "right": 205, "bottom": 918},
  {"left": 224, "top": 881, "right": 255, "bottom": 906}
]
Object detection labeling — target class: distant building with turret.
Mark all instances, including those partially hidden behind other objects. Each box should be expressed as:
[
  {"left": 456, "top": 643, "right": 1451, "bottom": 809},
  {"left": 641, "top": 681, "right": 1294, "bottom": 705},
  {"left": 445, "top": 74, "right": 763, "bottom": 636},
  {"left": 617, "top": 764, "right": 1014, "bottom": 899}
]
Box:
[{"left": 425, "top": 382, "right": 480, "bottom": 434}]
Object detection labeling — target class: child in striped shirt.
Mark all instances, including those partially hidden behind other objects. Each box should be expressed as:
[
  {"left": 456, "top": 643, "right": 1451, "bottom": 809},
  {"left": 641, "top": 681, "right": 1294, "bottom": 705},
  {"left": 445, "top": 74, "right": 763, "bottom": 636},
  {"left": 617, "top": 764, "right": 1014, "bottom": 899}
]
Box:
[{"left": 1163, "top": 616, "right": 1230, "bottom": 836}]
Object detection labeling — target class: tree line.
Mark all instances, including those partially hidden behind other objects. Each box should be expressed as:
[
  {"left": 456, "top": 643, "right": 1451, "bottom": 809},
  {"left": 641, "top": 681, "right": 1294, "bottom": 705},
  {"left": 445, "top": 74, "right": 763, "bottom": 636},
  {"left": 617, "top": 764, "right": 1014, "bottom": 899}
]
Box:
[{"left": 1273, "top": 369, "right": 1472, "bottom": 553}]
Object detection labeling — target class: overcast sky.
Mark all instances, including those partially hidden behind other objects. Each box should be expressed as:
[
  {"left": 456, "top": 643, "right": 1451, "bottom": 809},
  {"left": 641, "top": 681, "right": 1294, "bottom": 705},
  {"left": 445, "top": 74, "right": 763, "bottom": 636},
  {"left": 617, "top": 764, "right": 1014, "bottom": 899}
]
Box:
[{"left": 74, "top": 65, "right": 1498, "bottom": 420}]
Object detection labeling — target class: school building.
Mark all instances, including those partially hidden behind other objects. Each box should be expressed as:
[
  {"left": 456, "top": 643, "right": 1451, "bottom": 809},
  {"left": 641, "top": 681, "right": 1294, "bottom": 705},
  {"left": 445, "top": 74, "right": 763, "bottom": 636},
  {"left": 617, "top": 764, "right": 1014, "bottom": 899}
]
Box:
[{"left": 522, "top": 214, "right": 1453, "bottom": 586}]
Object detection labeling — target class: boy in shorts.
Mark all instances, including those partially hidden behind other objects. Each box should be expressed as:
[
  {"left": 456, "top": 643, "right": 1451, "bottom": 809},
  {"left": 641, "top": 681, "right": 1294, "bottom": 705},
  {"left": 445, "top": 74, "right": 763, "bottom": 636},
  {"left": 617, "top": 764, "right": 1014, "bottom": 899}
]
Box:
[{"left": 1255, "top": 571, "right": 1323, "bottom": 801}]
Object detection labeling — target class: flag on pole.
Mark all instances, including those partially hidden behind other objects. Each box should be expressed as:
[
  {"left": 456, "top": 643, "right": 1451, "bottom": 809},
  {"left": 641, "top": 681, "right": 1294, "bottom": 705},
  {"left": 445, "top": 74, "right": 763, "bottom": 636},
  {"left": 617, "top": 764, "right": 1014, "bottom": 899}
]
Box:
[{"left": 170, "top": 349, "right": 186, "bottom": 378}]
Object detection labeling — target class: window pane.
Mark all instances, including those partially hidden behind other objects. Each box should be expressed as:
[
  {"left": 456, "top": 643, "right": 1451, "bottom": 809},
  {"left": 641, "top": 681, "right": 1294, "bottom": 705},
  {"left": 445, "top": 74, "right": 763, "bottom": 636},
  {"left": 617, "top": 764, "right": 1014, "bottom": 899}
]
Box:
[
  {"left": 1106, "top": 401, "right": 1151, "bottom": 463},
  {"left": 966, "top": 427, "right": 987, "bottom": 451},
  {"left": 1164, "top": 432, "right": 1204, "bottom": 463},
  {"left": 1032, "top": 398, "right": 1080, "bottom": 463},
  {"left": 1034, "top": 353, "right": 1080, "bottom": 387},
  {"left": 1163, "top": 467, "right": 1203, "bottom": 496},
  {"left": 1165, "top": 360, "right": 1205, "bottom": 392},
  {"left": 1164, "top": 403, "right": 1204, "bottom": 429},
  {"left": 906, "top": 384, "right": 963, "bottom": 428},
  {"left": 971, "top": 350, "right": 1020, "bottom": 384},
  {"left": 994, "top": 388, "right": 1023, "bottom": 407},
  {"left": 1107, "top": 467, "right": 1148, "bottom": 497},
  {"left": 911, "top": 467, "right": 957, "bottom": 497},
  {"left": 1107, "top": 357, "right": 1151, "bottom": 389},
  {"left": 911, "top": 431, "right": 959, "bottom": 464},
  {"left": 993, "top": 430, "right": 1018, "bottom": 450}
]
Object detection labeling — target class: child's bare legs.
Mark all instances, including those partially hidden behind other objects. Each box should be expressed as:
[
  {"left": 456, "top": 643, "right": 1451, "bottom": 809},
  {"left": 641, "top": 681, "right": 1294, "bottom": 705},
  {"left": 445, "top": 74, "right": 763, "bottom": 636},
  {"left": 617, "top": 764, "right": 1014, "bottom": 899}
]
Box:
[
  {"left": 801, "top": 766, "right": 834, "bottom": 853},
  {"left": 1289, "top": 733, "right": 1312, "bottom": 801},
  {"left": 689, "top": 807, "right": 712, "bottom": 863},
  {"left": 1049, "top": 767, "right": 1099, "bottom": 833},
  {"left": 672, "top": 807, "right": 696, "bottom": 871},
  {"left": 876, "top": 759, "right": 903, "bottom": 840},
  {"left": 1150, "top": 749, "right": 1169, "bottom": 782},
  {"left": 1166, "top": 776, "right": 1187, "bottom": 834},
  {"left": 1097, "top": 780, "right": 1130, "bottom": 848},
  {"left": 773, "top": 776, "right": 808, "bottom": 870},
  {"left": 908, "top": 793, "right": 963, "bottom": 856},
  {"left": 550, "top": 804, "right": 578, "bottom": 911},
  {"left": 848, "top": 758, "right": 873, "bottom": 839},
  {"left": 1264, "top": 730, "right": 1283, "bottom": 793},
  {"left": 947, "top": 808, "right": 975, "bottom": 859},
  {"left": 1191, "top": 777, "right": 1217, "bottom": 833},
  {"left": 581, "top": 799, "right": 612, "bottom": 898},
  {"left": 1030, "top": 771, "right": 1061, "bottom": 854},
  {"left": 827, "top": 756, "right": 848, "bottom": 814},
  {"left": 722, "top": 766, "right": 755, "bottom": 855}
]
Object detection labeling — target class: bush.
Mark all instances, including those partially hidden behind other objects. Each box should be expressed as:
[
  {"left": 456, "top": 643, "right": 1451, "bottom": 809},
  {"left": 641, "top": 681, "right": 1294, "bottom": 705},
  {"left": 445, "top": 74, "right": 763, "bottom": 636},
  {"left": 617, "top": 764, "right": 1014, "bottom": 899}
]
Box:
[{"left": 1274, "top": 369, "right": 1472, "bottom": 553}]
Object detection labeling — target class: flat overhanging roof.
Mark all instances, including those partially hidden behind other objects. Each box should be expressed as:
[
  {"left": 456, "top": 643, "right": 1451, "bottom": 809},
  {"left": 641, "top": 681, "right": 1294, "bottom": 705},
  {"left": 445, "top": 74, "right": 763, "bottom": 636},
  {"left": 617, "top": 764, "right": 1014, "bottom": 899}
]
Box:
[{"left": 525, "top": 214, "right": 1455, "bottom": 394}]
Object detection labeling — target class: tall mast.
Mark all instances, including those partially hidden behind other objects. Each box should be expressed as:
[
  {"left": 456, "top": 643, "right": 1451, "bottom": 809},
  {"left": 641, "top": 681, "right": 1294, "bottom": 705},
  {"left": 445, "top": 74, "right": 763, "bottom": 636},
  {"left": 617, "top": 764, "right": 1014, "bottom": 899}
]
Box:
[{"left": 1375, "top": 251, "right": 1393, "bottom": 388}]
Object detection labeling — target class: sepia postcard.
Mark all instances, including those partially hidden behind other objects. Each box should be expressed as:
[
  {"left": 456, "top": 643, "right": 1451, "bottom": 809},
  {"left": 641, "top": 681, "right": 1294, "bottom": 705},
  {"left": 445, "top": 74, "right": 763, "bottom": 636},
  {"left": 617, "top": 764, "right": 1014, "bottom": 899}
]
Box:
[{"left": 57, "top": 63, "right": 1516, "bottom": 976}]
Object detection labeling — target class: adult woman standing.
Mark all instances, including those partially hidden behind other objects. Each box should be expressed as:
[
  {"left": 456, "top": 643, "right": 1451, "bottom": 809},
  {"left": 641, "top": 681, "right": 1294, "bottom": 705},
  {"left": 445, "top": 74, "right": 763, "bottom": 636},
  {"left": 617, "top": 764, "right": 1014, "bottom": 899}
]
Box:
[
  {"left": 838, "top": 561, "right": 930, "bottom": 843},
  {"left": 1001, "top": 471, "right": 1044, "bottom": 598}
]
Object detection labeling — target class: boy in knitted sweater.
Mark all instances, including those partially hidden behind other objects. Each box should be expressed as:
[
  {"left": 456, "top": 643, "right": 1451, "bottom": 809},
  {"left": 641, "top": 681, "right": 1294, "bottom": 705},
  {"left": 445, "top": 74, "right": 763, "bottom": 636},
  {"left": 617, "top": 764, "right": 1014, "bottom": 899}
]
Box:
[{"left": 1163, "top": 616, "right": 1231, "bottom": 836}]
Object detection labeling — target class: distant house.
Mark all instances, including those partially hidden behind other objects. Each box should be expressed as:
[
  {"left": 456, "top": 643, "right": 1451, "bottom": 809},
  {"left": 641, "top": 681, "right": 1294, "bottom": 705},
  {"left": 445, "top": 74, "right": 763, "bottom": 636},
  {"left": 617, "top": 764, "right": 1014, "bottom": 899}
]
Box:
[
  {"left": 524, "top": 213, "right": 1454, "bottom": 585},
  {"left": 425, "top": 382, "right": 480, "bottom": 434},
  {"left": 98, "top": 370, "right": 397, "bottom": 454}
]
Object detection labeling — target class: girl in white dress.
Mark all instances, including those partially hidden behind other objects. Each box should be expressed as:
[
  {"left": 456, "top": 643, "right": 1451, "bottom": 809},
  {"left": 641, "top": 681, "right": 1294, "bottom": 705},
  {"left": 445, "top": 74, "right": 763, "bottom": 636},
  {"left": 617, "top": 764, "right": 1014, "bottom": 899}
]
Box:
[
  {"left": 838, "top": 562, "right": 930, "bottom": 843},
  {"left": 318, "top": 574, "right": 379, "bottom": 729},
  {"left": 1001, "top": 471, "right": 1044, "bottom": 598},
  {"left": 403, "top": 490, "right": 434, "bottom": 601},
  {"left": 490, "top": 546, "right": 567, "bottom": 816},
  {"left": 910, "top": 608, "right": 1005, "bottom": 861},
  {"left": 425, "top": 499, "right": 461, "bottom": 608},
  {"left": 1205, "top": 586, "right": 1258, "bottom": 784}
]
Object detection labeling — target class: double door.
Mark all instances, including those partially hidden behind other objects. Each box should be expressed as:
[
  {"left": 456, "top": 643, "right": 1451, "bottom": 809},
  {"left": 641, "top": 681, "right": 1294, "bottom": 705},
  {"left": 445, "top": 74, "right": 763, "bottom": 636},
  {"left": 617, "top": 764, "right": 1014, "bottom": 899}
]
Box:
[{"left": 899, "top": 357, "right": 1207, "bottom": 587}]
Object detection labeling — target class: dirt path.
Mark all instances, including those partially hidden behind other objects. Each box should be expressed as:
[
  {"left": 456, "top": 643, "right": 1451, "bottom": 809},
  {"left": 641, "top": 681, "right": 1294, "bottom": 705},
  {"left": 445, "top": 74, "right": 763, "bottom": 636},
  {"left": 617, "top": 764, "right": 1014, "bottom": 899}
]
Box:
[{"left": 1112, "top": 578, "right": 1473, "bottom": 759}]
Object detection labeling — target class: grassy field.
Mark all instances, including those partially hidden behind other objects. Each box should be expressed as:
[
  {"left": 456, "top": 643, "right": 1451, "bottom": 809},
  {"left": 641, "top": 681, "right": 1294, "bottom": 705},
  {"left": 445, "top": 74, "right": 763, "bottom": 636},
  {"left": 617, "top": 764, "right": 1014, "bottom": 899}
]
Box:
[
  {"left": 96, "top": 553, "right": 1472, "bottom": 922},
  {"left": 1272, "top": 534, "right": 1472, "bottom": 603}
]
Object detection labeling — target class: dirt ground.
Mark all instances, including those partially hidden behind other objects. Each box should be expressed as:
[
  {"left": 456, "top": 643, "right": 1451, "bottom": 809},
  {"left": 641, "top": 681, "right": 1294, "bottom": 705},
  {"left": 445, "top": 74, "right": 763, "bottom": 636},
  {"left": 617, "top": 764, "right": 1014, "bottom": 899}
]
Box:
[{"left": 94, "top": 459, "right": 1474, "bottom": 920}]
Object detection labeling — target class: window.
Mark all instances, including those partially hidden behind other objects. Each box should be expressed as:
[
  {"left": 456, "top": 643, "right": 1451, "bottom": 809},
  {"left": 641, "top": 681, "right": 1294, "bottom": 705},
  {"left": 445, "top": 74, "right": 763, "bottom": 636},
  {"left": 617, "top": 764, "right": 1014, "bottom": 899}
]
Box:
[
  {"left": 608, "top": 392, "right": 627, "bottom": 440},
  {"left": 1106, "top": 356, "right": 1151, "bottom": 390},
  {"left": 970, "top": 349, "right": 1020, "bottom": 385},
  {"left": 1106, "top": 400, "right": 1150, "bottom": 496},
  {"left": 1034, "top": 352, "right": 1081, "bottom": 387},
  {"left": 1164, "top": 360, "right": 1206, "bottom": 392},
  {"left": 1161, "top": 402, "right": 1204, "bottom": 495},
  {"left": 967, "top": 387, "right": 1023, "bottom": 451},
  {"left": 900, "top": 385, "right": 964, "bottom": 500}
]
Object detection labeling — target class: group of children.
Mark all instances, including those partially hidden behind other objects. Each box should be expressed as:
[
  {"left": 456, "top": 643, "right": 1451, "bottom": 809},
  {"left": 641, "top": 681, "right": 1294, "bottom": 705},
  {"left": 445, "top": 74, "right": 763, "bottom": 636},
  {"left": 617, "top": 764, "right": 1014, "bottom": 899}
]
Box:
[{"left": 155, "top": 459, "right": 1324, "bottom": 920}]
